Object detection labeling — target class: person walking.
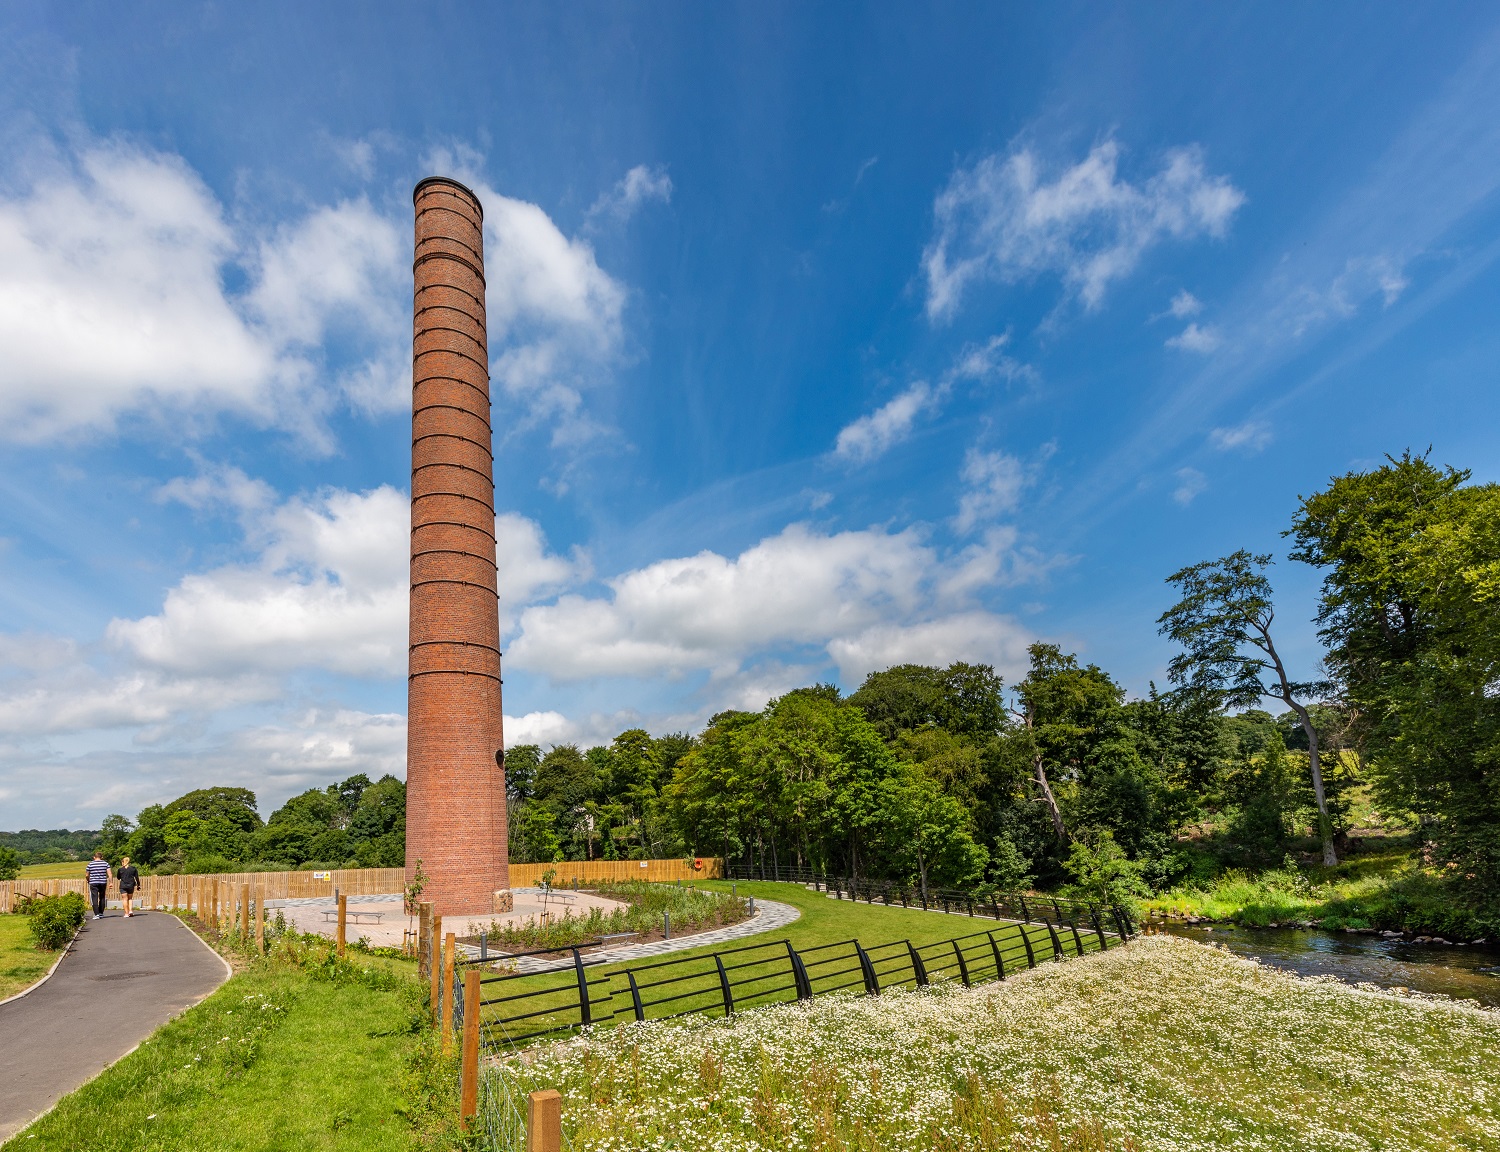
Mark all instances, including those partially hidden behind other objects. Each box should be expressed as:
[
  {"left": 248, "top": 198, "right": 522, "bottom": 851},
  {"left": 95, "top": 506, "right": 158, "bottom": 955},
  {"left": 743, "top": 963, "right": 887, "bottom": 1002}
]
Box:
[
  {"left": 85, "top": 852, "right": 110, "bottom": 920},
  {"left": 117, "top": 856, "right": 140, "bottom": 918}
]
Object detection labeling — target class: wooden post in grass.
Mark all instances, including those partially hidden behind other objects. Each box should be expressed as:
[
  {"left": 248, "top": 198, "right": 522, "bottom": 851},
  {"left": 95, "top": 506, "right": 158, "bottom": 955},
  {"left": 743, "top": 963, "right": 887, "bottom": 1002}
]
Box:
[
  {"left": 336, "top": 893, "right": 348, "bottom": 957},
  {"left": 460, "top": 968, "right": 481, "bottom": 1130},
  {"left": 417, "top": 901, "right": 433, "bottom": 981},
  {"left": 441, "top": 931, "right": 457, "bottom": 1052},
  {"left": 255, "top": 890, "right": 266, "bottom": 953},
  {"left": 526, "top": 1090, "right": 561, "bottom": 1152},
  {"left": 429, "top": 912, "right": 443, "bottom": 1019},
  {"left": 241, "top": 884, "right": 251, "bottom": 938}
]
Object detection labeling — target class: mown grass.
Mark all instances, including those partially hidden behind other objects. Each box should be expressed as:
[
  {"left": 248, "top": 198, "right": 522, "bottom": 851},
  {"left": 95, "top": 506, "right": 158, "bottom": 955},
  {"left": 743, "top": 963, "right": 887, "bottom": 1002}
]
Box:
[
  {"left": 474, "top": 881, "right": 1098, "bottom": 1045},
  {"left": 0, "top": 913, "right": 54, "bottom": 1000},
  {"left": 505, "top": 935, "right": 1500, "bottom": 1151},
  {"left": 14, "top": 862, "right": 87, "bottom": 881},
  {"left": 465, "top": 880, "right": 749, "bottom": 952},
  {"left": 1, "top": 924, "right": 451, "bottom": 1152}
]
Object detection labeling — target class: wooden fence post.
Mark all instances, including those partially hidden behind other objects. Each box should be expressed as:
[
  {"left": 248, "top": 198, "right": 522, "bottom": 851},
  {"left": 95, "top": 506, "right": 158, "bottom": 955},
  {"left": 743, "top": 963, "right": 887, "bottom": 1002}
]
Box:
[
  {"left": 417, "top": 901, "right": 433, "bottom": 982},
  {"left": 526, "top": 1089, "right": 561, "bottom": 1152},
  {"left": 241, "top": 884, "right": 251, "bottom": 938},
  {"left": 442, "top": 931, "right": 456, "bottom": 1053},
  {"left": 336, "top": 893, "right": 348, "bottom": 957},
  {"left": 255, "top": 890, "right": 266, "bottom": 954},
  {"left": 460, "top": 968, "right": 481, "bottom": 1130},
  {"left": 429, "top": 912, "right": 443, "bottom": 1019}
]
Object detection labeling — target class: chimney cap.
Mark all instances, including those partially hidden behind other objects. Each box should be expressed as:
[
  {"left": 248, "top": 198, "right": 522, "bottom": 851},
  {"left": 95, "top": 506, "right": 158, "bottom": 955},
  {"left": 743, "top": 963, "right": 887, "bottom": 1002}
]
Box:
[{"left": 413, "top": 176, "right": 484, "bottom": 219}]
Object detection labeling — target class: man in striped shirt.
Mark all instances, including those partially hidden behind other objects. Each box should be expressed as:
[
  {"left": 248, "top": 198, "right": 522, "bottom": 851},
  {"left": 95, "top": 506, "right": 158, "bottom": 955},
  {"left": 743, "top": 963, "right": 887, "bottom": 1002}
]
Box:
[{"left": 86, "top": 852, "right": 110, "bottom": 920}]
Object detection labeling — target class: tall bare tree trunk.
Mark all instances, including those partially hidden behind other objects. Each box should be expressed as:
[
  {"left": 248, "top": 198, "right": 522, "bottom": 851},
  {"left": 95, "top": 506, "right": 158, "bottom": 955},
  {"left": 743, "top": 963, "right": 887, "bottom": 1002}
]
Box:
[
  {"left": 1022, "top": 708, "right": 1067, "bottom": 841},
  {"left": 1261, "top": 626, "right": 1338, "bottom": 866}
]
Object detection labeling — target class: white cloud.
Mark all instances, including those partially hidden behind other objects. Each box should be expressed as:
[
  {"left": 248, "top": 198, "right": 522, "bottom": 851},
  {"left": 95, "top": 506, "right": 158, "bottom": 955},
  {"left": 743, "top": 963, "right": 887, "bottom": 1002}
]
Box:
[
  {"left": 1167, "top": 290, "right": 1202, "bottom": 318},
  {"left": 0, "top": 139, "right": 409, "bottom": 444},
  {"left": 833, "top": 336, "right": 1036, "bottom": 465},
  {"left": 586, "top": 165, "right": 673, "bottom": 227},
  {"left": 508, "top": 522, "right": 1036, "bottom": 685},
  {"left": 1210, "top": 421, "right": 1272, "bottom": 453},
  {"left": 923, "top": 140, "right": 1245, "bottom": 320},
  {"left": 1166, "top": 322, "right": 1222, "bottom": 353},
  {"left": 1172, "top": 467, "right": 1207, "bottom": 506},
  {"left": 834, "top": 382, "right": 936, "bottom": 463},
  {"left": 111, "top": 472, "right": 579, "bottom": 679},
  {"left": 954, "top": 448, "right": 1028, "bottom": 533},
  {"left": 477, "top": 186, "right": 628, "bottom": 446},
  {"left": 504, "top": 710, "right": 576, "bottom": 747},
  {"left": 826, "top": 612, "right": 1031, "bottom": 685}
]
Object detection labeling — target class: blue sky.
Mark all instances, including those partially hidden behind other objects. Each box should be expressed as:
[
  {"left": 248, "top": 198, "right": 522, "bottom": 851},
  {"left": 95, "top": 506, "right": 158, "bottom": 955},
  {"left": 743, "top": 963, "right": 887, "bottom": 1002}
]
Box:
[{"left": 2, "top": 3, "right": 1499, "bottom": 828}]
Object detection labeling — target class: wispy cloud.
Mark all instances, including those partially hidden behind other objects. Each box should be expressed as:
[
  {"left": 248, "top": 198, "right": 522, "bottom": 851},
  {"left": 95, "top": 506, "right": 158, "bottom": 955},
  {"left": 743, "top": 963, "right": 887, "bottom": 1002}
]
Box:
[
  {"left": 834, "top": 382, "right": 938, "bottom": 463},
  {"left": 1166, "top": 290, "right": 1202, "bottom": 318},
  {"left": 1172, "top": 467, "right": 1207, "bottom": 506},
  {"left": 1166, "top": 322, "right": 1221, "bottom": 353},
  {"left": 833, "top": 335, "right": 1036, "bottom": 464},
  {"left": 586, "top": 164, "right": 672, "bottom": 228},
  {"left": 923, "top": 140, "right": 1245, "bottom": 321},
  {"left": 955, "top": 448, "right": 1029, "bottom": 532},
  {"left": 1210, "top": 421, "right": 1271, "bottom": 453}
]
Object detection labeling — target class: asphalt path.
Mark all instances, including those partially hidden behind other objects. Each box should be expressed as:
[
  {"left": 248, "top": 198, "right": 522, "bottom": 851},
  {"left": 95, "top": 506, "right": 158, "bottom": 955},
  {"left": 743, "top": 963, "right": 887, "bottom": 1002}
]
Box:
[{"left": 0, "top": 910, "right": 229, "bottom": 1141}]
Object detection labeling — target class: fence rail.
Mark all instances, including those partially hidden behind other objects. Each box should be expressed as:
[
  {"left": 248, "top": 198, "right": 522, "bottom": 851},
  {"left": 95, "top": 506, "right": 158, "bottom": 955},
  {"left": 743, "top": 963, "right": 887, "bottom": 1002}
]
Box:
[
  {"left": 723, "top": 864, "right": 1125, "bottom": 930},
  {"left": 454, "top": 905, "right": 1132, "bottom": 1053},
  {"left": 0, "top": 868, "right": 408, "bottom": 913},
  {"left": 0, "top": 859, "right": 726, "bottom": 914}
]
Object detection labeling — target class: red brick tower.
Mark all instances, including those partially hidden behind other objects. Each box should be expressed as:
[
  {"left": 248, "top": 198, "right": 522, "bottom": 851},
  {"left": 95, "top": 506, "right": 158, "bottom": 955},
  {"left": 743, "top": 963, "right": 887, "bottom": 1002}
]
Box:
[{"left": 406, "top": 177, "right": 509, "bottom": 916}]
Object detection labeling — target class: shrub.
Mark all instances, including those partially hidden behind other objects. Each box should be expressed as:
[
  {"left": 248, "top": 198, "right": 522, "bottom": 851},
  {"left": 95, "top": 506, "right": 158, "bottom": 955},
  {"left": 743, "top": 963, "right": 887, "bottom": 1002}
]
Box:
[{"left": 21, "top": 891, "right": 88, "bottom": 950}]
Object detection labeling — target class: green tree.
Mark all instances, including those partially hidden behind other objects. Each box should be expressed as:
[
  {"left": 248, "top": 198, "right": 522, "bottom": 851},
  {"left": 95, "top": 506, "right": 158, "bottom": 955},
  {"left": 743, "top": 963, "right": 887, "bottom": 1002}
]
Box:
[
  {"left": 164, "top": 787, "right": 261, "bottom": 834},
  {"left": 98, "top": 814, "right": 133, "bottom": 862},
  {"left": 1158, "top": 551, "right": 1339, "bottom": 866},
  {"left": 877, "top": 765, "right": 989, "bottom": 901},
  {"left": 1290, "top": 453, "right": 1500, "bottom": 890},
  {"left": 1062, "top": 830, "right": 1145, "bottom": 906},
  {"left": 504, "top": 744, "right": 542, "bottom": 802},
  {"left": 0, "top": 845, "right": 19, "bottom": 881}
]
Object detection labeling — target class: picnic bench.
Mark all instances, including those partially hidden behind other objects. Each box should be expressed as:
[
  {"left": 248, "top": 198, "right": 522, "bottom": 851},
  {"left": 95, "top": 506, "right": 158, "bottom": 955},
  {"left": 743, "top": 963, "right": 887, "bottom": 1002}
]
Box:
[{"left": 321, "top": 908, "right": 384, "bottom": 925}]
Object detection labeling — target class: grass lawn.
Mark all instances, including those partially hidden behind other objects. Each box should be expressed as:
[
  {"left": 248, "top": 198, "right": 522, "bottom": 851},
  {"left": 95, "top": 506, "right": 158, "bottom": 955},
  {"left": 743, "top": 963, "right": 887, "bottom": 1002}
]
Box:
[
  {"left": 505, "top": 934, "right": 1500, "bottom": 1151},
  {"left": 476, "top": 880, "right": 1099, "bottom": 1045},
  {"left": 0, "top": 913, "right": 54, "bottom": 1000},
  {"left": 1, "top": 949, "right": 439, "bottom": 1152},
  {"left": 14, "top": 862, "right": 88, "bottom": 882}
]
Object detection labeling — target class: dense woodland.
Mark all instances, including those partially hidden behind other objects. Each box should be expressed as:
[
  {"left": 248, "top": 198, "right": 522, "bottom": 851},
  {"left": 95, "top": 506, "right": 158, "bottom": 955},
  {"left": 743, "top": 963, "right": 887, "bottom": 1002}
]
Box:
[{"left": 9, "top": 454, "right": 1497, "bottom": 913}]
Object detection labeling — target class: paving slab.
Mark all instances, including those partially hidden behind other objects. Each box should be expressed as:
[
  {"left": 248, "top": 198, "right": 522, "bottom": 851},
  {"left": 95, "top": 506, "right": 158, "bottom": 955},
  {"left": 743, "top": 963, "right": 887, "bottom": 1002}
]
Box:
[{"left": 0, "top": 911, "right": 229, "bottom": 1141}]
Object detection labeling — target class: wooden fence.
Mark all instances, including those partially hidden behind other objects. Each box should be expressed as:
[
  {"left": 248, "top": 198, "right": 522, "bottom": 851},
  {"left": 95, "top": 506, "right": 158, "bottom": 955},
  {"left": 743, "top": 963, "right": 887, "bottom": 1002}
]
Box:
[
  {"left": 0, "top": 859, "right": 722, "bottom": 913},
  {"left": 510, "top": 858, "right": 722, "bottom": 886}
]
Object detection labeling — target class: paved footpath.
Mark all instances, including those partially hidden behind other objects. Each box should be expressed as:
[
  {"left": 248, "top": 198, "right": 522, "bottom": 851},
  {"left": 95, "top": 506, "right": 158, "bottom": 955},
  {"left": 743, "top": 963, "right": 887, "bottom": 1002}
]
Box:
[{"left": 0, "top": 911, "right": 229, "bottom": 1141}]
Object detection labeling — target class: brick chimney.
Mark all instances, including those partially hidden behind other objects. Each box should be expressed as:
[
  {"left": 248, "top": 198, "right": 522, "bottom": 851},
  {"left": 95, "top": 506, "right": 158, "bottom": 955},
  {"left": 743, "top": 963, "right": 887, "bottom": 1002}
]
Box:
[{"left": 406, "top": 177, "right": 510, "bottom": 916}]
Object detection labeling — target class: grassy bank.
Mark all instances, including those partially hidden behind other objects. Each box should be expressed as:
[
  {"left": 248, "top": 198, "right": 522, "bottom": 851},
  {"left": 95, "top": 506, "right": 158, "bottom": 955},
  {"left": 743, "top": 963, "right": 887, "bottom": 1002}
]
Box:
[
  {"left": 1142, "top": 840, "right": 1500, "bottom": 940},
  {"left": 13, "top": 862, "right": 87, "bottom": 882},
  {"left": 0, "top": 913, "right": 54, "bottom": 1000},
  {"left": 1, "top": 921, "right": 463, "bottom": 1152},
  {"left": 504, "top": 935, "right": 1500, "bottom": 1151}
]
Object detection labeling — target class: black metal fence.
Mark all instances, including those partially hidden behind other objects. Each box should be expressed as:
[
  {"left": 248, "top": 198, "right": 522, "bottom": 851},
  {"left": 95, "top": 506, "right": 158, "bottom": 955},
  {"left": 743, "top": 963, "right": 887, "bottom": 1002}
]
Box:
[
  {"left": 724, "top": 863, "right": 1130, "bottom": 931},
  {"left": 456, "top": 908, "right": 1131, "bottom": 1052}
]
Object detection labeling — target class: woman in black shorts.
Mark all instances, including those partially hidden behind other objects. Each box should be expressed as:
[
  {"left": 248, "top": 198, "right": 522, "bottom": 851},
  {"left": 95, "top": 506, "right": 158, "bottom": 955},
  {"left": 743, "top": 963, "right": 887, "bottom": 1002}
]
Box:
[{"left": 117, "top": 856, "right": 140, "bottom": 918}]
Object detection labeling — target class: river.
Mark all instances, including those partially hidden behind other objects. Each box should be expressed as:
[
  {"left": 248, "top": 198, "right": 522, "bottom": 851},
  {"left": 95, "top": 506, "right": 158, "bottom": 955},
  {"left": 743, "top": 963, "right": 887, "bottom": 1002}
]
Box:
[{"left": 1165, "top": 923, "right": 1500, "bottom": 1006}]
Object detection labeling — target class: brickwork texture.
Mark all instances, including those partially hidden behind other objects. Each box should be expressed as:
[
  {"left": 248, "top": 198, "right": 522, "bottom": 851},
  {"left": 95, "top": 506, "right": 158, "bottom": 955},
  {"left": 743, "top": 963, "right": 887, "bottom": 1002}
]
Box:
[{"left": 407, "top": 177, "right": 510, "bottom": 916}]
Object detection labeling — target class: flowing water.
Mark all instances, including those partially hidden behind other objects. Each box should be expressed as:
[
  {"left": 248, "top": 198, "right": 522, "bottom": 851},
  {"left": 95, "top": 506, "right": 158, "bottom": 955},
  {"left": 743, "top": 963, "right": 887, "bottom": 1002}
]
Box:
[{"left": 1164, "top": 922, "right": 1500, "bottom": 1006}]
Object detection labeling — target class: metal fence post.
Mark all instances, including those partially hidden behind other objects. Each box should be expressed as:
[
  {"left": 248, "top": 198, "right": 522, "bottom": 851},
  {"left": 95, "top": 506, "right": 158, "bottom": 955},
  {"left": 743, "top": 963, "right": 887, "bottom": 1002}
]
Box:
[
  {"left": 1091, "top": 909, "right": 1108, "bottom": 951},
  {"left": 906, "top": 941, "right": 929, "bottom": 987},
  {"left": 785, "top": 941, "right": 813, "bottom": 1000},
  {"left": 987, "top": 931, "right": 1006, "bottom": 980},
  {"left": 715, "top": 954, "right": 734, "bottom": 1016},
  {"left": 950, "top": 939, "right": 971, "bottom": 987},
  {"left": 572, "top": 948, "right": 592, "bottom": 1026},
  {"left": 1019, "top": 922, "right": 1037, "bottom": 968},
  {"left": 1044, "top": 917, "right": 1065, "bottom": 961},
  {"left": 1068, "top": 917, "right": 1085, "bottom": 956},
  {"left": 627, "top": 970, "right": 645, "bottom": 1021},
  {"left": 854, "top": 942, "right": 880, "bottom": 995}
]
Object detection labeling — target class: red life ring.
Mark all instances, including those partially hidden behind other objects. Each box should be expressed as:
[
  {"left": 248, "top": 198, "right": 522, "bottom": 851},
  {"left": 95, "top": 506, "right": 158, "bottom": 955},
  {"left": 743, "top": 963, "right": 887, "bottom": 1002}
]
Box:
[{"left": 692, "top": 857, "right": 705, "bottom": 871}]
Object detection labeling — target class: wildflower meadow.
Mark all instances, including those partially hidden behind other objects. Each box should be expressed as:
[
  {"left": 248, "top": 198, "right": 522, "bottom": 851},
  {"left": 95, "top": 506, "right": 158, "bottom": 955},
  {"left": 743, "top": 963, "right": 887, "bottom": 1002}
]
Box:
[{"left": 504, "top": 936, "right": 1500, "bottom": 1152}]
